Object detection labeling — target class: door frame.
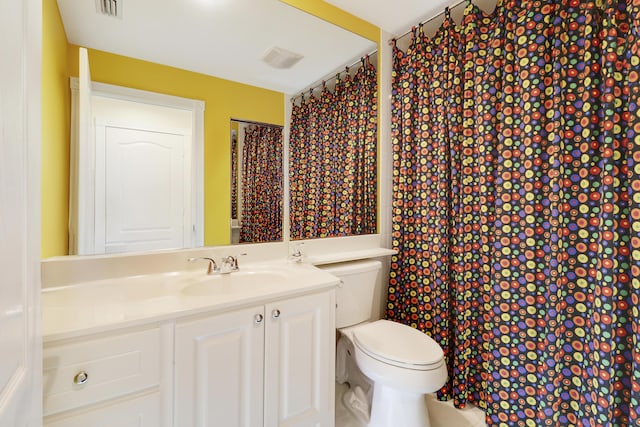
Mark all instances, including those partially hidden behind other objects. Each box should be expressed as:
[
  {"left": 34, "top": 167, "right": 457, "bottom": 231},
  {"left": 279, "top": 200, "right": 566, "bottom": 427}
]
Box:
[{"left": 70, "top": 78, "right": 205, "bottom": 254}]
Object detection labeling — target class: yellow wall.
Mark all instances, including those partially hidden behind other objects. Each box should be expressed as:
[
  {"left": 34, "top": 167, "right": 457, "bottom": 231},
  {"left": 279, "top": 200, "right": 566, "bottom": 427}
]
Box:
[
  {"left": 280, "top": 0, "right": 378, "bottom": 42},
  {"left": 41, "top": 0, "right": 71, "bottom": 257}
]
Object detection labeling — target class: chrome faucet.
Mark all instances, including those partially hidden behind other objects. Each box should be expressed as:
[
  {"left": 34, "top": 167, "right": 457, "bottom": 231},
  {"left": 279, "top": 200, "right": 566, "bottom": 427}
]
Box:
[
  {"left": 188, "top": 257, "right": 218, "bottom": 275},
  {"left": 219, "top": 255, "right": 239, "bottom": 274}
]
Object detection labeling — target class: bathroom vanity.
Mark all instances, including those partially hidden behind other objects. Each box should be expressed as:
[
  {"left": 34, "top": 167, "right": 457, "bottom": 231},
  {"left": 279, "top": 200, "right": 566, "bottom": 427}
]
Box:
[{"left": 41, "top": 259, "right": 338, "bottom": 427}]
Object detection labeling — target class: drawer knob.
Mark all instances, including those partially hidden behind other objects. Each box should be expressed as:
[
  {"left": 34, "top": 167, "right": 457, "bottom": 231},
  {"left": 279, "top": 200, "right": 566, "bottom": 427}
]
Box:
[
  {"left": 254, "top": 313, "right": 264, "bottom": 324},
  {"left": 73, "top": 371, "right": 89, "bottom": 385},
  {"left": 272, "top": 309, "right": 281, "bottom": 319}
]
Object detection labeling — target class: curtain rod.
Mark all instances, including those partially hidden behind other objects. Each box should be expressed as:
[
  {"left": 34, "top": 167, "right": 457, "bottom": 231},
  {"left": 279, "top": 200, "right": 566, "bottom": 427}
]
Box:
[
  {"left": 389, "top": 0, "right": 469, "bottom": 45},
  {"left": 291, "top": 48, "right": 378, "bottom": 102},
  {"left": 231, "top": 118, "right": 283, "bottom": 128}
]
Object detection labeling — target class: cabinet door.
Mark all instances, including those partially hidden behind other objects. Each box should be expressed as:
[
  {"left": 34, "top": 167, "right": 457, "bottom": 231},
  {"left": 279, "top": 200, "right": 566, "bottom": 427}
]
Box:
[
  {"left": 43, "top": 391, "right": 161, "bottom": 427},
  {"left": 264, "top": 291, "right": 335, "bottom": 427},
  {"left": 175, "top": 306, "right": 265, "bottom": 427}
]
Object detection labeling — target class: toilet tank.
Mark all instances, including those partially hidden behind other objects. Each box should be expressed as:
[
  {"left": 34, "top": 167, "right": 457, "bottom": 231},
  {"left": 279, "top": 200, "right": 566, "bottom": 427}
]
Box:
[{"left": 317, "top": 260, "right": 382, "bottom": 328}]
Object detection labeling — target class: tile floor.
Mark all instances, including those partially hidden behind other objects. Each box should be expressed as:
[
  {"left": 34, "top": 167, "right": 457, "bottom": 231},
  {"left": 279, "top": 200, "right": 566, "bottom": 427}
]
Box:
[{"left": 335, "top": 382, "right": 486, "bottom": 427}]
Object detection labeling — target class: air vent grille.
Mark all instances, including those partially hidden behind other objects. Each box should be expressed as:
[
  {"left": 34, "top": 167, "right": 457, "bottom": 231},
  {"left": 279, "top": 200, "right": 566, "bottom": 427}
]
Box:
[
  {"left": 261, "top": 47, "right": 304, "bottom": 70},
  {"left": 96, "top": 0, "right": 122, "bottom": 18}
]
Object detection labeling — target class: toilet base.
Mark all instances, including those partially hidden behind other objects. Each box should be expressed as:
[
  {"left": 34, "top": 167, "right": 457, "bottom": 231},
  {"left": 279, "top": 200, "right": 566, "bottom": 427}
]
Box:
[
  {"left": 342, "top": 385, "right": 370, "bottom": 425},
  {"left": 368, "top": 384, "right": 431, "bottom": 427}
]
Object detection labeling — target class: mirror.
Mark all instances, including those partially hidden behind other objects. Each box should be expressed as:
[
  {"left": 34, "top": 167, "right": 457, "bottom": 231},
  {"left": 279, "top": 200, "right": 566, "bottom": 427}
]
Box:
[
  {"left": 230, "top": 119, "right": 284, "bottom": 244},
  {"left": 42, "top": 0, "right": 378, "bottom": 257}
]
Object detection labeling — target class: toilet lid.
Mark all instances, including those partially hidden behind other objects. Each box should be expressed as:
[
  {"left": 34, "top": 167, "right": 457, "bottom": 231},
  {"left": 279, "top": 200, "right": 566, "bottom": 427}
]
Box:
[{"left": 353, "top": 320, "right": 444, "bottom": 370}]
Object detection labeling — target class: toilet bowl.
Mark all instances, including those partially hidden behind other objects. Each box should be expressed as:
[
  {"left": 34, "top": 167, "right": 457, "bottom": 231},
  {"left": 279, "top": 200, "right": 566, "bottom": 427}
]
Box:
[
  {"left": 353, "top": 320, "right": 447, "bottom": 427},
  {"left": 318, "top": 260, "right": 448, "bottom": 427}
]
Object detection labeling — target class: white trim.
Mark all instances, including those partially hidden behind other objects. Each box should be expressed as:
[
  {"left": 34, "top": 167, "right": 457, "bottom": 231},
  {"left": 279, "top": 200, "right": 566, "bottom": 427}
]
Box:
[
  {"left": 74, "top": 48, "right": 96, "bottom": 255},
  {"left": 0, "top": 0, "right": 42, "bottom": 422},
  {"left": 69, "top": 77, "right": 205, "bottom": 253}
]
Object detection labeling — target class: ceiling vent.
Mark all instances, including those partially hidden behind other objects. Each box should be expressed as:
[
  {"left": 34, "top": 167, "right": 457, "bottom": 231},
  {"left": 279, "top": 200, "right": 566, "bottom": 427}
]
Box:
[
  {"left": 96, "top": 0, "right": 122, "bottom": 18},
  {"left": 261, "top": 47, "right": 304, "bottom": 70}
]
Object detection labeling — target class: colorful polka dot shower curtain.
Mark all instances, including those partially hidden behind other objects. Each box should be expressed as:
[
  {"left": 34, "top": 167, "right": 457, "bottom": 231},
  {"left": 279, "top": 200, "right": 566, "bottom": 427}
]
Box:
[{"left": 387, "top": 0, "right": 640, "bottom": 425}]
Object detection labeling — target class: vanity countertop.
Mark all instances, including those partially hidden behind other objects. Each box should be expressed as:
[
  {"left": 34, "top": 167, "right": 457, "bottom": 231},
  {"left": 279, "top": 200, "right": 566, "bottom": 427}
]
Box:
[{"left": 42, "top": 261, "right": 339, "bottom": 342}]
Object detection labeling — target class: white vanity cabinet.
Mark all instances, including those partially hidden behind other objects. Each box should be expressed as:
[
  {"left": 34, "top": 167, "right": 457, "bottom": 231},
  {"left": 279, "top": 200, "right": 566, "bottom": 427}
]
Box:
[
  {"left": 42, "top": 325, "right": 172, "bottom": 427},
  {"left": 175, "top": 290, "right": 336, "bottom": 427}
]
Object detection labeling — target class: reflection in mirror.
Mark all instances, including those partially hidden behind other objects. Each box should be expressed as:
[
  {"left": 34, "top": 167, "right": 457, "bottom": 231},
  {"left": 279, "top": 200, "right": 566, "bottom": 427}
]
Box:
[
  {"left": 69, "top": 63, "right": 205, "bottom": 256},
  {"left": 230, "top": 119, "right": 284, "bottom": 244},
  {"left": 289, "top": 54, "right": 378, "bottom": 240}
]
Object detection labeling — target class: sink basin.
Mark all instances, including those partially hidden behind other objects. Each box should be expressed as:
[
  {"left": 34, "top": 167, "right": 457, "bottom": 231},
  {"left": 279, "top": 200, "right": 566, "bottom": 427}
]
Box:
[{"left": 181, "top": 270, "right": 289, "bottom": 296}]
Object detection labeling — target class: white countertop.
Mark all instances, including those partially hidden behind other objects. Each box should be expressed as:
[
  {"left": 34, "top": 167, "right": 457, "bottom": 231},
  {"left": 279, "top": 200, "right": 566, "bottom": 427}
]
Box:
[{"left": 42, "top": 261, "right": 339, "bottom": 342}]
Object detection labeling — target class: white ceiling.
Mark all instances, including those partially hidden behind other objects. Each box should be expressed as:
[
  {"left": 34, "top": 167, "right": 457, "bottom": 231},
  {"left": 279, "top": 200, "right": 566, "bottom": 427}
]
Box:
[
  {"left": 56, "top": 0, "right": 376, "bottom": 94},
  {"left": 56, "top": 0, "right": 496, "bottom": 95}
]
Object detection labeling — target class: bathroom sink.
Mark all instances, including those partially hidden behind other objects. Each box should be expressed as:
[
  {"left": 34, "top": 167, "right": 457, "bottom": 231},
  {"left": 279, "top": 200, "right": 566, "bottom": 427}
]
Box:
[
  {"left": 180, "top": 269, "right": 289, "bottom": 296},
  {"left": 41, "top": 260, "right": 341, "bottom": 338}
]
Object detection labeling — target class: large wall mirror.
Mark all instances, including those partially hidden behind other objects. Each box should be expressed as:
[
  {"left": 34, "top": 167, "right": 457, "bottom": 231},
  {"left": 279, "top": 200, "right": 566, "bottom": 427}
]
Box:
[{"left": 43, "top": 0, "right": 378, "bottom": 257}]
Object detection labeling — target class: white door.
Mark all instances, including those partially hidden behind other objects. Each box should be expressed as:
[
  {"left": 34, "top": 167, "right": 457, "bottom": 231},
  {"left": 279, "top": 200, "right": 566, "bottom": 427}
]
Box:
[
  {"left": 69, "top": 47, "right": 95, "bottom": 255},
  {"left": 264, "top": 292, "right": 335, "bottom": 427},
  {"left": 174, "top": 307, "right": 265, "bottom": 427},
  {"left": 95, "top": 124, "right": 190, "bottom": 253},
  {"left": 0, "top": 0, "right": 42, "bottom": 425}
]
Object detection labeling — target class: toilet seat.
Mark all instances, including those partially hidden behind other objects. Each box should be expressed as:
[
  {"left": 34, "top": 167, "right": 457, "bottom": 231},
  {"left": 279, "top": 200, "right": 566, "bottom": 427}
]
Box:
[{"left": 353, "top": 320, "right": 444, "bottom": 370}]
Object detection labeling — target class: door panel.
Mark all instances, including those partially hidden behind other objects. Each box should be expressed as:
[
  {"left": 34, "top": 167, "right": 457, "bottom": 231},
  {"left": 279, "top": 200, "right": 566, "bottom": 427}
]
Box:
[
  {"left": 0, "top": 0, "right": 41, "bottom": 424},
  {"left": 175, "top": 307, "right": 265, "bottom": 427},
  {"left": 97, "top": 125, "right": 188, "bottom": 253},
  {"left": 264, "top": 292, "right": 335, "bottom": 427}
]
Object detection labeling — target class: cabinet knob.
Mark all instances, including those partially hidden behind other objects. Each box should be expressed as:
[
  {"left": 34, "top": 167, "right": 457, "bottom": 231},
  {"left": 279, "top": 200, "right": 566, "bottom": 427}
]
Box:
[
  {"left": 254, "top": 313, "right": 264, "bottom": 324},
  {"left": 272, "top": 309, "right": 281, "bottom": 319},
  {"left": 73, "top": 370, "right": 89, "bottom": 385}
]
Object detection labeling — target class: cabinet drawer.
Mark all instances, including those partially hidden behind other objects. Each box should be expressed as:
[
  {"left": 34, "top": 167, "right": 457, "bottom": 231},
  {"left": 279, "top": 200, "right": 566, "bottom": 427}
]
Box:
[
  {"left": 43, "top": 327, "right": 161, "bottom": 416},
  {"left": 43, "top": 390, "right": 161, "bottom": 427}
]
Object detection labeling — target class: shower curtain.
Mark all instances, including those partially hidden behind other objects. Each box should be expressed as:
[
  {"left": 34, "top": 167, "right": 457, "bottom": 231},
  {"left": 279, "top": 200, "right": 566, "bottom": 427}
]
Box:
[
  {"left": 240, "top": 125, "right": 283, "bottom": 243},
  {"left": 387, "top": 0, "right": 640, "bottom": 425},
  {"left": 289, "top": 57, "right": 377, "bottom": 239}
]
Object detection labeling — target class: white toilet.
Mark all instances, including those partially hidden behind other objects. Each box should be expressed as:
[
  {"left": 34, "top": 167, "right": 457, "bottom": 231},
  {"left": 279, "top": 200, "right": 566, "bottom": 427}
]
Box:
[{"left": 319, "top": 260, "right": 447, "bottom": 427}]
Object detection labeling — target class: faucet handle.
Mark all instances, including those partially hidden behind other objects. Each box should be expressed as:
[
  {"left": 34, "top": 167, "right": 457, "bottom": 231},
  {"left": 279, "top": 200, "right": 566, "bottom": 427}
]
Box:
[
  {"left": 220, "top": 253, "right": 246, "bottom": 273},
  {"left": 289, "top": 243, "right": 305, "bottom": 262},
  {"left": 223, "top": 255, "right": 237, "bottom": 269},
  {"left": 230, "top": 253, "right": 247, "bottom": 270}
]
